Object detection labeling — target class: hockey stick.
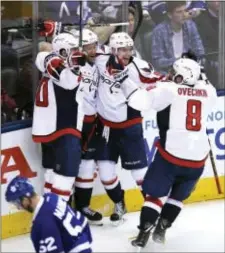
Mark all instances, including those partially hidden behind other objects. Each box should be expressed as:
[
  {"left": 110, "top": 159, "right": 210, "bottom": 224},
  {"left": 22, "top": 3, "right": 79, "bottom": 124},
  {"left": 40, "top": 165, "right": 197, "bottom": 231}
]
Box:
[
  {"left": 208, "top": 138, "right": 223, "bottom": 194},
  {"left": 68, "top": 1, "right": 83, "bottom": 209},
  {"left": 131, "top": 1, "right": 143, "bottom": 41},
  {"left": 79, "top": 0, "right": 83, "bottom": 50}
]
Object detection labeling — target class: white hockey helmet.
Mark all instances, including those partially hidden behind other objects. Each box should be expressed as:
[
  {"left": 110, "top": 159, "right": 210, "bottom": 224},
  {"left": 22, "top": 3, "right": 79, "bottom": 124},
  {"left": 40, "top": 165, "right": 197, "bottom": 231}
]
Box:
[
  {"left": 172, "top": 58, "right": 201, "bottom": 85},
  {"left": 82, "top": 29, "right": 98, "bottom": 46},
  {"left": 52, "top": 33, "right": 79, "bottom": 58},
  {"left": 109, "top": 32, "right": 134, "bottom": 49},
  {"left": 67, "top": 28, "right": 78, "bottom": 37},
  {"left": 72, "top": 29, "right": 98, "bottom": 46}
]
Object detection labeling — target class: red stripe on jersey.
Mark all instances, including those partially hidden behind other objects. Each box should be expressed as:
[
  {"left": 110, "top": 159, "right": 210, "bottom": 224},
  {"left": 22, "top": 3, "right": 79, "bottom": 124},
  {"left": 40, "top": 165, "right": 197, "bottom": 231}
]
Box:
[
  {"left": 36, "top": 77, "right": 49, "bottom": 107},
  {"left": 101, "top": 177, "right": 118, "bottom": 186},
  {"left": 78, "top": 74, "right": 82, "bottom": 82},
  {"left": 44, "top": 182, "right": 52, "bottom": 190},
  {"left": 145, "top": 196, "right": 163, "bottom": 207},
  {"left": 51, "top": 187, "right": 71, "bottom": 196},
  {"left": 139, "top": 72, "right": 164, "bottom": 84},
  {"left": 155, "top": 141, "right": 207, "bottom": 168},
  {"left": 98, "top": 114, "right": 142, "bottom": 129},
  {"left": 32, "top": 128, "right": 81, "bottom": 143},
  {"left": 76, "top": 177, "right": 94, "bottom": 183},
  {"left": 82, "top": 123, "right": 96, "bottom": 152},
  {"left": 83, "top": 115, "right": 96, "bottom": 123}
]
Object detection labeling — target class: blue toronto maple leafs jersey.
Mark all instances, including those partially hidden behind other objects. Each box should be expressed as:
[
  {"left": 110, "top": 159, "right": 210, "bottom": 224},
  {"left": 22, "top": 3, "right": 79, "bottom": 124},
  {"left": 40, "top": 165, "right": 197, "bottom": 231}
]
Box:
[{"left": 31, "top": 193, "right": 92, "bottom": 253}]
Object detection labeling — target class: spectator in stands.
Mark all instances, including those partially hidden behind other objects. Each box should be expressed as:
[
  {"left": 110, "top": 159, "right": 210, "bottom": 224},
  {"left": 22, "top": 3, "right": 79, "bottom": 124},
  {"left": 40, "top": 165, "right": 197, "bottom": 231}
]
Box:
[
  {"left": 142, "top": 1, "right": 206, "bottom": 25},
  {"left": 1, "top": 88, "right": 17, "bottom": 124},
  {"left": 127, "top": 6, "right": 142, "bottom": 58},
  {"left": 151, "top": 1, "right": 205, "bottom": 74},
  {"left": 194, "top": 0, "right": 219, "bottom": 85},
  {"left": 142, "top": 1, "right": 167, "bottom": 25},
  {"left": 185, "top": 0, "right": 206, "bottom": 19},
  {"left": 89, "top": 1, "right": 123, "bottom": 23}
]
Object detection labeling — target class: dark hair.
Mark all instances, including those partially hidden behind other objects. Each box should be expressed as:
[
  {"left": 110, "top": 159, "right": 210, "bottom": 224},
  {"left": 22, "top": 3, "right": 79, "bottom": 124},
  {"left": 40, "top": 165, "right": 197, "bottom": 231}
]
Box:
[
  {"left": 181, "top": 50, "right": 198, "bottom": 62},
  {"left": 128, "top": 6, "right": 135, "bottom": 16},
  {"left": 167, "top": 1, "right": 186, "bottom": 13}
]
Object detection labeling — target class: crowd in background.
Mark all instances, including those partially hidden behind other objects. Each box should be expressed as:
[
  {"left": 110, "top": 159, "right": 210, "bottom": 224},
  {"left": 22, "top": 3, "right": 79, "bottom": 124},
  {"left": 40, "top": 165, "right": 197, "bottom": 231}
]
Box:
[{"left": 1, "top": 0, "right": 222, "bottom": 125}]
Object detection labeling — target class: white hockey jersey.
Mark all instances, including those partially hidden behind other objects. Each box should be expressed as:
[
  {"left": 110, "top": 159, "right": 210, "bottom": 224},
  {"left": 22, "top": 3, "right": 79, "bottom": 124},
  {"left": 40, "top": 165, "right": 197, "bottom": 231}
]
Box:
[
  {"left": 32, "top": 52, "right": 83, "bottom": 143},
  {"left": 95, "top": 55, "right": 161, "bottom": 128},
  {"left": 95, "top": 54, "right": 141, "bottom": 127},
  {"left": 76, "top": 61, "right": 99, "bottom": 124},
  {"left": 128, "top": 57, "right": 163, "bottom": 90},
  {"left": 76, "top": 45, "right": 109, "bottom": 124},
  {"left": 125, "top": 80, "right": 217, "bottom": 166}
]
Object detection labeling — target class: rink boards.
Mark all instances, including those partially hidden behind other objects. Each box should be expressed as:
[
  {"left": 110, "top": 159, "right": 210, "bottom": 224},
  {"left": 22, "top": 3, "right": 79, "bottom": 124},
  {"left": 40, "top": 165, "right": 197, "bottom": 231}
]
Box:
[{"left": 1, "top": 94, "right": 224, "bottom": 239}]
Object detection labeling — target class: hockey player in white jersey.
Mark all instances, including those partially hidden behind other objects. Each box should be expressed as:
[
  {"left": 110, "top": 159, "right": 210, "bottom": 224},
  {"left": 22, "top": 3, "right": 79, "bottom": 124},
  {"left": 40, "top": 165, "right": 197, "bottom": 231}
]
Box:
[
  {"left": 67, "top": 29, "right": 104, "bottom": 224},
  {"left": 117, "top": 58, "right": 217, "bottom": 249},
  {"left": 5, "top": 176, "right": 93, "bottom": 253},
  {"left": 93, "top": 32, "right": 163, "bottom": 224},
  {"left": 33, "top": 32, "right": 86, "bottom": 202},
  {"left": 70, "top": 29, "right": 130, "bottom": 225}
]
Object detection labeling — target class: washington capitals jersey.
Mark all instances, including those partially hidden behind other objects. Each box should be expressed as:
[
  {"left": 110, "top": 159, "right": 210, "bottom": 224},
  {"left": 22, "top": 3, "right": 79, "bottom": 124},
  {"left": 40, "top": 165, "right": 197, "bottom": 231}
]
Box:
[
  {"left": 128, "top": 57, "right": 163, "bottom": 90},
  {"left": 31, "top": 193, "right": 92, "bottom": 253},
  {"left": 125, "top": 80, "right": 217, "bottom": 165},
  {"left": 95, "top": 55, "right": 143, "bottom": 126},
  {"left": 95, "top": 55, "right": 162, "bottom": 126},
  {"left": 32, "top": 52, "right": 84, "bottom": 143},
  {"left": 76, "top": 45, "right": 110, "bottom": 119},
  {"left": 76, "top": 62, "right": 99, "bottom": 117}
]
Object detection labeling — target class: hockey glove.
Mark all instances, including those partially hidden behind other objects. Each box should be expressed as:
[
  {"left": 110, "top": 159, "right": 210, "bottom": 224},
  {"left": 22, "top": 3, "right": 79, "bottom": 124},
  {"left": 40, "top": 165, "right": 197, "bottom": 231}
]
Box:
[
  {"left": 44, "top": 53, "right": 65, "bottom": 81},
  {"left": 38, "top": 19, "right": 62, "bottom": 38},
  {"left": 68, "top": 51, "right": 87, "bottom": 68}
]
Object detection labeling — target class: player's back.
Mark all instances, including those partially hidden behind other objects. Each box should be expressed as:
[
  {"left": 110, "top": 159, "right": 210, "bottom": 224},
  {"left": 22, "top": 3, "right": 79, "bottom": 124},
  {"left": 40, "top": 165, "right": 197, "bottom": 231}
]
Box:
[
  {"left": 157, "top": 80, "right": 217, "bottom": 162},
  {"left": 33, "top": 52, "right": 83, "bottom": 141},
  {"left": 31, "top": 193, "right": 92, "bottom": 253}
]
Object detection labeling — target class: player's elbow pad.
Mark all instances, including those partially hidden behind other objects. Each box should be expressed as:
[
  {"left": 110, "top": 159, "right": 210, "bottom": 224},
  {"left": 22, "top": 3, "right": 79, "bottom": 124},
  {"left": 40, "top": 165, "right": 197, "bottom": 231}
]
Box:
[
  {"left": 128, "top": 89, "right": 152, "bottom": 111},
  {"left": 59, "top": 68, "right": 81, "bottom": 90},
  {"left": 121, "top": 78, "right": 139, "bottom": 98},
  {"left": 35, "top": 52, "right": 50, "bottom": 73}
]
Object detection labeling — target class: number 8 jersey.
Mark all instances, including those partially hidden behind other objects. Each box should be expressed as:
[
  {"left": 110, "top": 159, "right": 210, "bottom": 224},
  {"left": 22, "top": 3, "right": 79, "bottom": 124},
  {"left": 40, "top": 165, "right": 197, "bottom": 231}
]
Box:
[
  {"left": 31, "top": 193, "right": 92, "bottom": 253},
  {"left": 124, "top": 80, "right": 217, "bottom": 167}
]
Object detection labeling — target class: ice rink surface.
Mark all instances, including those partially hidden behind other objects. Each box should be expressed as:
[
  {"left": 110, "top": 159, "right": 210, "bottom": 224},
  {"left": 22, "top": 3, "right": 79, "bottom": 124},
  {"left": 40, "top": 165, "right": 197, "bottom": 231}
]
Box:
[{"left": 2, "top": 200, "right": 224, "bottom": 252}]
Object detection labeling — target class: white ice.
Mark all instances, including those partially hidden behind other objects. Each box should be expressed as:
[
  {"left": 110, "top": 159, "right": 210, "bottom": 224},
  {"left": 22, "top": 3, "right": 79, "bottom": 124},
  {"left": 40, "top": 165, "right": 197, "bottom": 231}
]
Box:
[{"left": 2, "top": 200, "right": 224, "bottom": 252}]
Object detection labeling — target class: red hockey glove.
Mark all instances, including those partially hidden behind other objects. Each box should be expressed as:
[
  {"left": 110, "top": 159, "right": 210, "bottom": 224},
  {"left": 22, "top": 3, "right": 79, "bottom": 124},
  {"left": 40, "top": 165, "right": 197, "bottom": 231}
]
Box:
[
  {"left": 44, "top": 53, "right": 65, "bottom": 81},
  {"left": 38, "top": 20, "right": 61, "bottom": 37},
  {"left": 67, "top": 51, "right": 87, "bottom": 68}
]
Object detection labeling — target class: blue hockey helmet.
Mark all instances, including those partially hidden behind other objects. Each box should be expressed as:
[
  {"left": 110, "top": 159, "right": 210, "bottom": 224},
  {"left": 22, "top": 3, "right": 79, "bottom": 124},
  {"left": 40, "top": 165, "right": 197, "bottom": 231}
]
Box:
[{"left": 5, "top": 176, "right": 35, "bottom": 207}]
